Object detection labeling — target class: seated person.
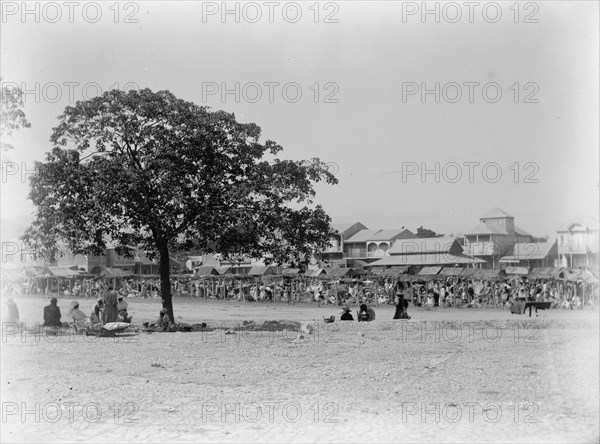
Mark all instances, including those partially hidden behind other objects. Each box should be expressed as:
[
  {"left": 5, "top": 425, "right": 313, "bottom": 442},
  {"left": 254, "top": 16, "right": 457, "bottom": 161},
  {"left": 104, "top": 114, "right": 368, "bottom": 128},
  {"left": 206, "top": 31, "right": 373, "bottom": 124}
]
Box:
[
  {"left": 357, "top": 304, "right": 375, "bottom": 322},
  {"left": 90, "top": 298, "right": 104, "bottom": 323},
  {"left": 510, "top": 301, "right": 525, "bottom": 314},
  {"left": 159, "top": 308, "right": 173, "bottom": 330},
  {"left": 67, "top": 301, "right": 90, "bottom": 323},
  {"left": 43, "top": 297, "right": 62, "bottom": 327},
  {"left": 117, "top": 295, "right": 132, "bottom": 323},
  {"left": 340, "top": 306, "right": 354, "bottom": 321},
  {"left": 3, "top": 299, "right": 19, "bottom": 324}
]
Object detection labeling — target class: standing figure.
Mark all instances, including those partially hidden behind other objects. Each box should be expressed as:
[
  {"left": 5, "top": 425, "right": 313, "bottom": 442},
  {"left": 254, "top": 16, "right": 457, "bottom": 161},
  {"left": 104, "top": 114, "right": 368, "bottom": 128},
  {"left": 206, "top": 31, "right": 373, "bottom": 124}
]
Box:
[
  {"left": 91, "top": 298, "right": 104, "bottom": 323},
  {"left": 102, "top": 287, "right": 119, "bottom": 324},
  {"left": 393, "top": 293, "right": 410, "bottom": 319}
]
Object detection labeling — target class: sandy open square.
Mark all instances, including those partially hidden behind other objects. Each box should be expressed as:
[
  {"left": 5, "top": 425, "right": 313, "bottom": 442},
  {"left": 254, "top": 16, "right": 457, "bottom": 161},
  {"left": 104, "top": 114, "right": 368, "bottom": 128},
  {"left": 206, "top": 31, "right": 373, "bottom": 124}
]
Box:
[{"left": 1, "top": 296, "right": 598, "bottom": 443}]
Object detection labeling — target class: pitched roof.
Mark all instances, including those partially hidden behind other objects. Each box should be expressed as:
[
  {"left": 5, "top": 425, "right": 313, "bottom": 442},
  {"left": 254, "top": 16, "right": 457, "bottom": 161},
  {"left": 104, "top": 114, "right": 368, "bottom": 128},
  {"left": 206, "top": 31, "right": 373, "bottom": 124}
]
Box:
[
  {"left": 304, "top": 268, "right": 326, "bottom": 277},
  {"left": 481, "top": 208, "right": 513, "bottom": 219},
  {"left": 465, "top": 222, "right": 508, "bottom": 235},
  {"left": 248, "top": 266, "right": 278, "bottom": 276},
  {"left": 331, "top": 222, "right": 366, "bottom": 234},
  {"left": 557, "top": 215, "right": 600, "bottom": 232},
  {"left": 499, "top": 241, "right": 557, "bottom": 262},
  {"left": 345, "top": 229, "right": 382, "bottom": 243},
  {"left": 367, "top": 229, "right": 412, "bottom": 241},
  {"left": 514, "top": 225, "right": 531, "bottom": 237},
  {"left": 389, "top": 236, "right": 462, "bottom": 255},
  {"left": 194, "top": 265, "right": 219, "bottom": 276},
  {"left": 368, "top": 253, "right": 484, "bottom": 266}
]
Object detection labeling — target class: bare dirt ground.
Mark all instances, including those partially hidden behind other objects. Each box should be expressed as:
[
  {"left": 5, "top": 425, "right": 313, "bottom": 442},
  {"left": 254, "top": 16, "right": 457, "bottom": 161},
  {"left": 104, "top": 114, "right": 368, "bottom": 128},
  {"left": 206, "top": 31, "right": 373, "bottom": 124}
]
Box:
[{"left": 1, "top": 295, "right": 599, "bottom": 443}]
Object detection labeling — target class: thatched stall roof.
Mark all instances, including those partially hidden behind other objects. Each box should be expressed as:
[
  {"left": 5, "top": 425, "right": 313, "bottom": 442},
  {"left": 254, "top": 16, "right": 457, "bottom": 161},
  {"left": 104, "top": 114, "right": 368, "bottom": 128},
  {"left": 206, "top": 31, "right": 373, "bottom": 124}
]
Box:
[
  {"left": 580, "top": 270, "right": 599, "bottom": 284},
  {"left": 90, "top": 266, "right": 132, "bottom": 277},
  {"left": 439, "top": 267, "right": 464, "bottom": 277},
  {"left": 418, "top": 266, "right": 443, "bottom": 276},
  {"left": 194, "top": 266, "right": 219, "bottom": 277},
  {"left": 370, "top": 266, "right": 385, "bottom": 276},
  {"left": 479, "top": 269, "right": 506, "bottom": 280},
  {"left": 324, "top": 268, "right": 353, "bottom": 278},
  {"left": 303, "top": 268, "right": 326, "bottom": 277},
  {"left": 48, "top": 266, "right": 91, "bottom": 278},
  {"left": 282, "top": 268, "right": 300, "bottom": 277},
  {"left": 248, "top": 266, "right": 278, "bottom": 276},
  {"left": 24, "top": 266, "right": 51, "bottom": 278},
  {"left": 460, "top": 268, "right": 479, "bottom": 279},
  {"left": 528, "top": 267, "right": 561, "bottom": 280},
  {"left": 562, "top": 268, "right": 582, "bottom": 282},
  {"left": 379, "top": 266, "right": 412, "bottom": 278},
  {"left": 505, "top": 266, "right": 529, "bottom": 276}
]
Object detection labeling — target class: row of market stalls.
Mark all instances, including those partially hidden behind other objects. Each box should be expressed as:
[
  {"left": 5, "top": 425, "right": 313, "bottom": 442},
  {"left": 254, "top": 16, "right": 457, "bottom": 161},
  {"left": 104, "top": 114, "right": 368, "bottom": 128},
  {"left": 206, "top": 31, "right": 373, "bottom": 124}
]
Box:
[
  {"left": 191, "top": 263, "right": 599, "bottom": 284},
  {"left": 2, "top": 260, "right": 597, "bottom": 300}
]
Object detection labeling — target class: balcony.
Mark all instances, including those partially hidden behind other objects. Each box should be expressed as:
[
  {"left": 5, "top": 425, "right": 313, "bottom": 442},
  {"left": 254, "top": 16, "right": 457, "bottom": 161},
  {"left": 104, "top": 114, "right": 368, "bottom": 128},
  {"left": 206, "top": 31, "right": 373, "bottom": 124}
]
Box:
[
  {"left": 463, "top": 241, "right": 501, "bottom": 256},
  {"left": 345, "top": 248, "right": 366, "bottom": 258},
  {"left": 367, "top": 251, "right": 390, "bottom": 258}
]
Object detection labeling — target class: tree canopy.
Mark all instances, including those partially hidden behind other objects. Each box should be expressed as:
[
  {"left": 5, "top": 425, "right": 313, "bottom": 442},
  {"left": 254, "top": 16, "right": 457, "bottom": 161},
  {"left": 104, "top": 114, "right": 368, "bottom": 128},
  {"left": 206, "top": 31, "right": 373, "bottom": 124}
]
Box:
[
  {"left": 23, "top": 88, "right": 338, "bottom": 321},
  {"left": 416, "top": 226, "right": 442, "bottom": 238},
  {"left": 1, "top": 77, "right": 31, "bottom": 152}
]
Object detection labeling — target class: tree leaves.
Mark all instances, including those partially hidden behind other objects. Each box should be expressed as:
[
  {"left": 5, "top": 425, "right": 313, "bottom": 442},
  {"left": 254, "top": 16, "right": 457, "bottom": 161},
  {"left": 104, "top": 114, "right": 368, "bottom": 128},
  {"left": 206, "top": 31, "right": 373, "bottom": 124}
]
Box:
[{"left": 24, "top": 88, "right": 338, "bottom": 317}]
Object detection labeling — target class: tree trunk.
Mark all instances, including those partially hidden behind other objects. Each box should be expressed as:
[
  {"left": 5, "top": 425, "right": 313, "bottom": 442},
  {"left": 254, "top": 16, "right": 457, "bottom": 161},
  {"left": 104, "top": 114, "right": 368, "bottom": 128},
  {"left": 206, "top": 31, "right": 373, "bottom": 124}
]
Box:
[{"left": 158, "top": 240, "right": 174, "bottom": 323}]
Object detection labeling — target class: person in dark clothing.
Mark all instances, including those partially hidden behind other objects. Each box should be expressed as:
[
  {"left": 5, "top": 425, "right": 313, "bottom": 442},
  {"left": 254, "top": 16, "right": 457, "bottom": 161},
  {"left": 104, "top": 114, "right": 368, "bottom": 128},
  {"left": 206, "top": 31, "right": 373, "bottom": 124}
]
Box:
[
  {"left": 43, "top": 297, "right": 62, "bottom": 327},
  {"left": 393, "top": 293, "right": 411, "bottom": 319},
  {"left": 102, "top": 287, "right": 119, "bottom": 324},
  {"left": 467, "top": 285, "right": 475, "bottom": 303},
  {"left": 340, "top": 306, "right": 354, "bottom": 321},
  {"left": 358, "top": 304, "right": 375, "bottom": 322}
]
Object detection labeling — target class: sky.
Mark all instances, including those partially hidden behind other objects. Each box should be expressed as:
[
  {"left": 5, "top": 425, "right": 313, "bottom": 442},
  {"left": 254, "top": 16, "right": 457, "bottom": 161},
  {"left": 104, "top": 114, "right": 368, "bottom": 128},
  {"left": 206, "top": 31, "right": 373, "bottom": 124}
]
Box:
[{"left": 1, "top": 0, "right": 599, "bottom": 243}]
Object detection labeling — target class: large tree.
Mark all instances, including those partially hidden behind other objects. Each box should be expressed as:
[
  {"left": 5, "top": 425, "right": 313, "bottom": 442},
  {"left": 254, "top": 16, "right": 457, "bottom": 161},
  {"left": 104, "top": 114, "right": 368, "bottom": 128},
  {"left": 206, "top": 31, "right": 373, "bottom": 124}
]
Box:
[{"left": 23, "top": 89, "right": 337, "bottom": 321}]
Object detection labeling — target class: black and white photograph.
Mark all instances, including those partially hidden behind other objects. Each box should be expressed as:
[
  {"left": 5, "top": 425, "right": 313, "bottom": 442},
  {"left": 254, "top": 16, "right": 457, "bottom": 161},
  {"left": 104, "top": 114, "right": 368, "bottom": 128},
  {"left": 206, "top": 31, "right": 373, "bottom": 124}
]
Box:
[{"left": 1, "top": 1, "right": 599, "bottom": 442}]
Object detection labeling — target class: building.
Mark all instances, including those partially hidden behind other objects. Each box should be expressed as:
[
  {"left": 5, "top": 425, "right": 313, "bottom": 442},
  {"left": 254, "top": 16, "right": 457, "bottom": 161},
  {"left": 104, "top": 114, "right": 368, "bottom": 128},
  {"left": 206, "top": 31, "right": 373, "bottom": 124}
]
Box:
[
  {"left": 317, "top": 222, "right": 368, "bottom": 268},
  {"left": 368, "top": 236, "right": 484, "bottom": 267},
  {"left": 499, "top": 240, "right": 559, "bottom": 268},
  {"left": 556, "top": 216, "right": 599, "bottom": 268},
  {"left": 343, "top": 227, "right": 416, "bottom": 267},
  {"left": 462, "top": 208, "right": 533, "bottom": 268}
]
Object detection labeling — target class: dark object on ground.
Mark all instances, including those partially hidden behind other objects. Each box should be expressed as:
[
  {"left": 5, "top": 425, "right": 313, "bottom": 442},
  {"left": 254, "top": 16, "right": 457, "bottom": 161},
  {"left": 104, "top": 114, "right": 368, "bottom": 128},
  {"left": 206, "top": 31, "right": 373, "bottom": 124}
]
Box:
[{"left": 524, "top": 301, "right": 552, "bottom": 317}]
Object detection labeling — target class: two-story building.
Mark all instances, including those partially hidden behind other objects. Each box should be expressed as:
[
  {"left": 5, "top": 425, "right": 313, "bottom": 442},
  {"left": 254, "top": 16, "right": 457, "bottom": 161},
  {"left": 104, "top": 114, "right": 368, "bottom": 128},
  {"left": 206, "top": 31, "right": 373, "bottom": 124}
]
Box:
[
  {"left": 317, "top": 222, "right": 368, "bottom": 268},
  {"left": 463, "top": 208, "right": 533, "bottom": 268},
  {"left": 343, "top": 227, "right": 416, "bottom": 267},
  {"left": 368, "top": 236, "right": 485, "bottom": 268},
  {"left": 556, "top": 216, "right": 599, "bottom": 268}
]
